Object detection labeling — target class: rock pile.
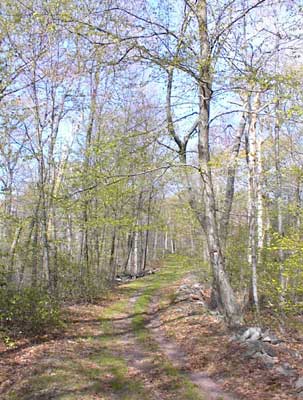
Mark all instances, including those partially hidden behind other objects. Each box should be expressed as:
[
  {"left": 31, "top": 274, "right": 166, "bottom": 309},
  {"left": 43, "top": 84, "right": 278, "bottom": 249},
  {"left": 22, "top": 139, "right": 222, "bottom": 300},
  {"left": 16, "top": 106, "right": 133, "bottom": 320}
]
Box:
[
  {"left": 175, "top": 279, "right": 303, "bottom": 398},
  {"left": 233, "top": 326, "right": 303, "bottom": 397},
  {"left": 234, "top": 326, "right": 280, "bottom": 344},
  {"left": 231, "top": 327, "right": 281, "bottom": 366},
  {"left": 174, "top": 282, "right": 207, "bottom": 306}
]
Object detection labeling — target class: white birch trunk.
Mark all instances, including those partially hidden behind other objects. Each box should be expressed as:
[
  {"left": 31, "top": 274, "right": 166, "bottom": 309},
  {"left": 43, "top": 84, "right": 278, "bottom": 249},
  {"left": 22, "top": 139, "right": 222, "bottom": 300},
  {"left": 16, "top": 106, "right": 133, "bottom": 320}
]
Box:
[
  {"left": 256, "top": 137, "right": 264, "bottom": 272},
  {"left": 153, "top": 231, "right": 158, "bottom": 260},
  {"left": 247, "top": 92, "right": 260, "bottom": 315},
  {"left": 133, "top": 230, "right": 138, "bottom": 276}
]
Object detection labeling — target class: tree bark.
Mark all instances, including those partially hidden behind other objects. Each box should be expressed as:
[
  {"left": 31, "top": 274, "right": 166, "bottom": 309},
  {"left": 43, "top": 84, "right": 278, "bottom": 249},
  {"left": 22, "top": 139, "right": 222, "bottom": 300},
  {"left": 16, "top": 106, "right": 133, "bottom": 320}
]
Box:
[
  {"left": 195, "top": 0, "right": 243, "bottom": 326},
  {"left": 220, "top": 107, "right": 247, "bottom": 247},
  {"left": 246, "top": 92, "right": 260, "bottom": 315},
  {"left": 274, "top": 101, "right": 285, "bottom": 300}
]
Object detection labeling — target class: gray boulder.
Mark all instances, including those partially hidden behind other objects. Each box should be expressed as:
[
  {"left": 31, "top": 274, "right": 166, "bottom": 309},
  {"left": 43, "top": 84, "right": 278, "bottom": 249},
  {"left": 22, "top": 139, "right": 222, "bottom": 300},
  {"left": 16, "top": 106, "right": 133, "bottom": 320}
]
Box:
[
  {"left": 261, "top": 330, "right": 281, "bottom": 344},
  {"left": 295, "top": 377, "right": 303, "bottom": 391},
  {"left": 241, "top": 327, "right": 262, "bottom": 341},
  {"left": 275, "top": 363, "right": 296, "bottom": 377}
]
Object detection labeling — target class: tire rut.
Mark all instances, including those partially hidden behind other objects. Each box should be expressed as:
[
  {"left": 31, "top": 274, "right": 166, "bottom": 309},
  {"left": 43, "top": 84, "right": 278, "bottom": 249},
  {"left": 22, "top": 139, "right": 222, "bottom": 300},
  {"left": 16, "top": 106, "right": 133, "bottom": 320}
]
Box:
[{"left": 147, "top": 295, "right": 239, "bottom": 400}]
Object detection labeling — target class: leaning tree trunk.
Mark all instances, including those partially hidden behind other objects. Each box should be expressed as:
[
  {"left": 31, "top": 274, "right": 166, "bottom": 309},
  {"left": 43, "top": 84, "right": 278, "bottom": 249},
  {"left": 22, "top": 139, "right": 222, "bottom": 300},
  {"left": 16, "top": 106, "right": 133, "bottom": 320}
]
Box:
[
  {"left": 162, "top": 0, "right": 243, "bottom": 327},
  {"left": 196, "top": 0, "right": 243, "bottom": 327}
]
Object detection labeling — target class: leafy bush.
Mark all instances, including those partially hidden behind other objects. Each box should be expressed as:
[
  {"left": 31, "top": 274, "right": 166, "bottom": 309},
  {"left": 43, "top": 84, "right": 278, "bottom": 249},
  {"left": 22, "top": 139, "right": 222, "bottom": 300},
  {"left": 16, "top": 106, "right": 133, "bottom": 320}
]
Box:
[
  {"left": 0, "top": 286, "right": 62, "bottom": 335},
  {"left": 260, "top": 231, "right": 303, "bottom": 316}
]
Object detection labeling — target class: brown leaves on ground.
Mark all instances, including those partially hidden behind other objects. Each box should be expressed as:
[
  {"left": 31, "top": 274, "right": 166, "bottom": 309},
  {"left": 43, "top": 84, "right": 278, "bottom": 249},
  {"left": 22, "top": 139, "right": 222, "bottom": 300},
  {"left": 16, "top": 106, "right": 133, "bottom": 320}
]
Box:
[
  {"left": 156, "top": 275, "right": 303, "bottom": 400},
  {"left": 0, "top": 295, "right": 117, "bottom": 399},
  {"left": 1, "top": 273, "right": 303, "bottom": 400}
]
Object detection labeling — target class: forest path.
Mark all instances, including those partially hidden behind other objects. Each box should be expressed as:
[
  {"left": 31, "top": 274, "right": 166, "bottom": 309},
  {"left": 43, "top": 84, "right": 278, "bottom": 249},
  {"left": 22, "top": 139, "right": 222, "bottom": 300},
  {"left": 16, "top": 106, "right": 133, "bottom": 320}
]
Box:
[{"left": 1, "top": 258, "right": 235, "bottom": 400}]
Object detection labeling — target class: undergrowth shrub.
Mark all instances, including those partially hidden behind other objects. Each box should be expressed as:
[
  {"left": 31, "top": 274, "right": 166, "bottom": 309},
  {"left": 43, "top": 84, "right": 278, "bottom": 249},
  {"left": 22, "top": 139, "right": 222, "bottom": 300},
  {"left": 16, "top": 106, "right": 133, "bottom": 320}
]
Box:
[{"left": 0, "top": 286, "right": 62, "bottom": 336}]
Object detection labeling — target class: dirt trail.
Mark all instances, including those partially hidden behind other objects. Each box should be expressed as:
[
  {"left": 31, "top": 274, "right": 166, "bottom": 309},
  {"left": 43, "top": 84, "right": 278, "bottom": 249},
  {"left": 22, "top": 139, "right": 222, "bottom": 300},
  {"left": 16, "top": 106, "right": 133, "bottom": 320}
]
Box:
[
  {"left": 107, "top": 293, "right": 164, "bottom": 399},
  {"left": 1, "top": 262, "right": 239, "bottom": 400},
  {"left": 106, "top": 291, "right": 205, "bottom": 400},
  {"left": 147, "top": 296, "right": 238, "bottom": 400},
  {"left": 106, "top": 288, "right": 237, "bottom": 400}
]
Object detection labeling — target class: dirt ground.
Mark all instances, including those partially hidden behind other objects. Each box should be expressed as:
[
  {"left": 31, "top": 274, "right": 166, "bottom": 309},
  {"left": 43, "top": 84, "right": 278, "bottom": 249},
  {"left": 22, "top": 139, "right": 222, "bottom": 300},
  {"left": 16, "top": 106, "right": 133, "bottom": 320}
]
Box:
[
  {"left": 154, "top": 273, "right": 303, "bottom": 400},
  {"left": 1, "top": 262, "right": 302, "bottom": 400}
]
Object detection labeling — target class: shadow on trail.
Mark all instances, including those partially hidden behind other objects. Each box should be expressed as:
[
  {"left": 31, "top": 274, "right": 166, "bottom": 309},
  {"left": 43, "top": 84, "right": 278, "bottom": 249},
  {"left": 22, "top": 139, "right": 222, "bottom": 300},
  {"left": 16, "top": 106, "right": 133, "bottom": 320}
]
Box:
[
  {"left": 2, "top": 261, "right": 211, "bottom": 400},
  {"left": 0, "top": 297, "right": 186, "bottom": 358},
  {"left": 6, "top": 349, "right": 151, "bottom": 400}
]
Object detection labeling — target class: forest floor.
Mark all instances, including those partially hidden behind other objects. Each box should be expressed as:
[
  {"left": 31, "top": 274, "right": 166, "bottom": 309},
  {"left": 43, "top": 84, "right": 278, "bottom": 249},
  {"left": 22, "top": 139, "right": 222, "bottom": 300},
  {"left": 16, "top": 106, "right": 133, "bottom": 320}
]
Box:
[{"left": 1, "top": 257, "right": 303, "bottom": 400}]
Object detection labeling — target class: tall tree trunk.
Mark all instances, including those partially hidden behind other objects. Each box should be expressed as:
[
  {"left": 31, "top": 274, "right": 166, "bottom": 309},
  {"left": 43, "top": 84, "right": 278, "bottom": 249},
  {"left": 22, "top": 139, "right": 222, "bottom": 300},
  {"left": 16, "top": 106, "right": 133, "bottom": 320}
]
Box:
[
  {"left": 256, "top": 138, "right": 264, "bottom": 265},
  {"left": 164, "top": 230, "right": 168, "bottom": 253},
  {"left": 196, "top": 0, "right": 242, "bottom": 326},
  {"left": 19, "top": 218, "right": 35, "bottom": 289},
  {"left": 153, "top": 231, "right": 158, "bottom": 260},
  {"left": 295, "top": 175, "right": 301, "bottom": 230},
  {"left": 124, "top": 233, "right": 133, "bottom": 273},
  {"left": 109, "top": 227, "right": 116, "bottom": 280},
  {"left": 31, "top": 211, "right": 39, "bottom": 288},
  {"left": 246, "top": 92, "right": 260, "bottom": 315},
  {"left": 220, "top": 107, "right": 247, "bottom": 247},
  {"left": 274, "top": 100, "right": 285, "bottom": 300},
  {"left": 142, "top": 189, "right": 153, "bottom": 271},
  {"left": 8, "top": 225, "right": 22, "bottom": 285},
  {"left": 132, "top": 228, "right": 139, "bottom": 276}
]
